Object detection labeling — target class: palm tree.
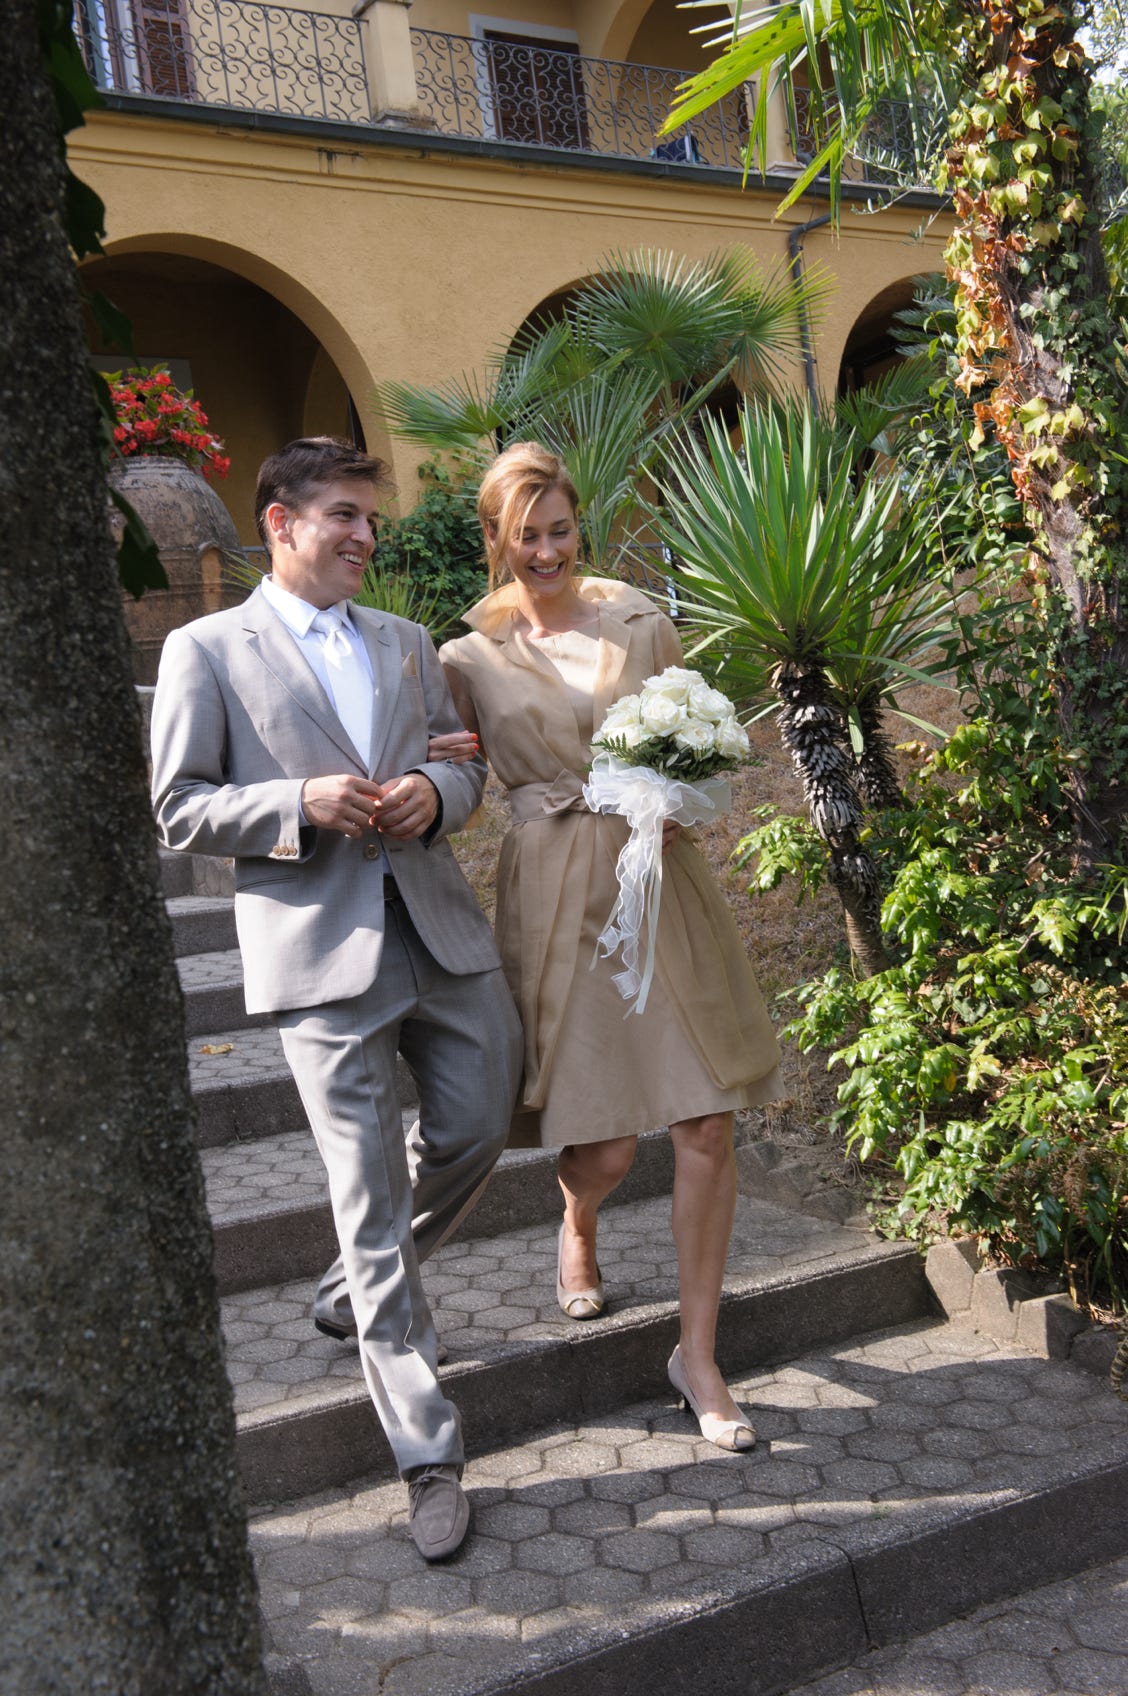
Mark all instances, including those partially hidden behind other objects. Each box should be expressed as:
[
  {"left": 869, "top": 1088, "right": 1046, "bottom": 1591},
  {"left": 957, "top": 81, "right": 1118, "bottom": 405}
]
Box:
[
  {"left": 378, "top": 247, "right": 826, "bottom": 573},
  {"left": 651, "top": 397, "right": 953, "bottom": 974},
  {"left": 665, "top": 0, "right": 1128, "bottom": 866}
]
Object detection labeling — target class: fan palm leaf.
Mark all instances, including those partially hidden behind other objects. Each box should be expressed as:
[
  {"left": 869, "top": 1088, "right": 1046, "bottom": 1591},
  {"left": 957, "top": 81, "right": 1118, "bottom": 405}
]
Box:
[
  {"left": 570, "top": 247, "right": 824, "bottom": 390},
  {"left": 513, "top": 365, "right": 665, "bottom": 570},
  {"left": 378, "top": 318, "right": 574, "bottom": 454}
]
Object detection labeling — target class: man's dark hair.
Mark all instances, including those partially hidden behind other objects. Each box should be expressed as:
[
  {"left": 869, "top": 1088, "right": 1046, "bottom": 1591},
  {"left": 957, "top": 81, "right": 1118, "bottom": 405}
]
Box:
[{"left": 255, "top": 437, "right": 392, "bottom": 550}]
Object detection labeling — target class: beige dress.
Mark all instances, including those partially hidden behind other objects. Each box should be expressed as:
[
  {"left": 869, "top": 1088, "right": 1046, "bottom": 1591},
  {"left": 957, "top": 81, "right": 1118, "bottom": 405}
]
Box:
[{"left": 440, "top": 577, "right": 782, "bottom": 1148}]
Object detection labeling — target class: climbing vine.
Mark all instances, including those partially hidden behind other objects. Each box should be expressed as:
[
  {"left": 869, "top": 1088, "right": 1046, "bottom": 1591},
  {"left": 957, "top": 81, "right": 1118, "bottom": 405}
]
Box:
[{"left": 940, "top": 0, "right": 1128, "bottom": 857}]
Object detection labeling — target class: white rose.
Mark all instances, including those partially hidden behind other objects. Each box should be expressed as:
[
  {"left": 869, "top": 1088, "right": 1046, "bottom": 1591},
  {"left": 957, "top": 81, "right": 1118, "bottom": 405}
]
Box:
[
  {"left": 643, "top": 667, "right": 695, "bottom": 704},
  {"left": 674, "top": 721, "right": 714, "bottom": 754},
  {"left": 606, "top": 718, "right": 645, "bottom": 749},
  {"left": 598, "top": 695, "right": 642, "bottom": 735},
  {"left": 688, "top": 681, "right": 733, "bottom": 723},
  {"left": 640, "top": 694, "right": 687, "bottom": 735},
  {"left": 718, "top": 720, "right": 749, "bottom": 760}
]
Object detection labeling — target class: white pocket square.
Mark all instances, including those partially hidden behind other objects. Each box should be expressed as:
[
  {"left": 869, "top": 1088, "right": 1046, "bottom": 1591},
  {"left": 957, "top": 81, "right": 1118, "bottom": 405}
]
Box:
[{"left": 402, "top": 652, "right": 418, "bottom": 678}]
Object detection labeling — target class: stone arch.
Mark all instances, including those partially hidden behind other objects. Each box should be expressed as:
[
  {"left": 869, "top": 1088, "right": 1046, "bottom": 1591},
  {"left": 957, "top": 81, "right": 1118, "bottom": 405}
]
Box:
[
  {"left": 837, "top": 273, "right": 923, "bottom": 394},
  {"left": 507, "top": 274, "right": 595, "bottom": 342},
  {"left": 81, "top": 235, "right": 391, "bottom": 542},
  {"left": 586, "top": 0, "right": 716, "bottom": 71}
]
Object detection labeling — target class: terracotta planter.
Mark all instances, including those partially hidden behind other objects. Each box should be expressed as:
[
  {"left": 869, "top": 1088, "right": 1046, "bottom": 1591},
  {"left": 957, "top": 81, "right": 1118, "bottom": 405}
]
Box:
[{"left": 109, "top": 455, "right": 243, "bottom": 685}]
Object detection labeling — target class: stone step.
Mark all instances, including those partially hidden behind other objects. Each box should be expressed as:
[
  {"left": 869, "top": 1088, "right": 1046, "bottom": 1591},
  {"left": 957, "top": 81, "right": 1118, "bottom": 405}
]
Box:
[
  {"left": 190, "top": 1026, "right": 309, "bottom": 1149},
  {"left": 252, "top": 1317, "right": 1128, "bottom": 1696},
  {"left": 224, "top": 1196, "right": 927, "bottom": 1504},
  {"left": 188, "top": 1027, "right": 421, "bottom": 1149},
  {"left": 178, "top": 948, "right": 263, "bottom": 1036},
  {"left": 168, "top": 893, "right": 237, "bottom": 956},
  {"left": 158, "top": 846, "right": 195, "bottom": 898},
  {"left": 784, "top": 1549, "right": 1128, "bottom": 1696},
  {"left": 203, "top": 1127, "right": 685, "bottom": 1296},
  {"left": 190, "top": 1025, "right": 312, "bottom": 1149}
]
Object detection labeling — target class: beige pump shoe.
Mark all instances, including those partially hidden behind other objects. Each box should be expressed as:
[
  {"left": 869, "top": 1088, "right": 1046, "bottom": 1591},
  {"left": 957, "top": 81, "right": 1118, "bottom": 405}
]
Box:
[
  {"left": 668, "top": 1345, "right": 756, "bottom": 1452},
  {"left": 556, "top": 1223, "right": 606, "bottom": 1320}
]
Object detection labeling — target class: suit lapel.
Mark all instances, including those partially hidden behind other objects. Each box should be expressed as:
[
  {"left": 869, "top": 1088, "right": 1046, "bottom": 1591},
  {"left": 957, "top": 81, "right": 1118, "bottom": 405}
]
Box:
[
  {"left": 242, "top": 587, "right": 364, "bottom": 769},
  {"left": 354, "top": 607, "right": 401, "bottom": 776}
]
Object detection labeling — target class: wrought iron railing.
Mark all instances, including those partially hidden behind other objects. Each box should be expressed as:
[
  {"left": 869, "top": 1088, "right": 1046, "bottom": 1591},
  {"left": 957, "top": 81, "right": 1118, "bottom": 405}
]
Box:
[
  {"left": 75, "top": 0, "right": 369, "bottom": 122},
  {"left": 790, "top": 86, "right": 937, "bottom": 186},
  {"left": 410, "top": 30, "right": 750, "bottom": 169}
]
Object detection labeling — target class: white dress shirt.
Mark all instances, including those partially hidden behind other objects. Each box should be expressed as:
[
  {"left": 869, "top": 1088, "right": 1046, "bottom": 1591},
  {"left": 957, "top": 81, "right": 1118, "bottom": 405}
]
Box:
[{"left": 260, "top": 576, "right": 387, "bottom": 867}]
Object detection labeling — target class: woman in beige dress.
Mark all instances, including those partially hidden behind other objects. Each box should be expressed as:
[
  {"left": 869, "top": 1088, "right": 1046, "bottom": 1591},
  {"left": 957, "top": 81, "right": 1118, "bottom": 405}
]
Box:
[{"left": 434, "top": 442, "right": 781, "bottom": 1451}]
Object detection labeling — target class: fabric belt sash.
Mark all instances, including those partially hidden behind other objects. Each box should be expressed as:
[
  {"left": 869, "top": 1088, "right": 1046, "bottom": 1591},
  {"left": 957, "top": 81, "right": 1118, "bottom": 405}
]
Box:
[{"left": 507, "top": 773, "right": 589, "bottom": 824}]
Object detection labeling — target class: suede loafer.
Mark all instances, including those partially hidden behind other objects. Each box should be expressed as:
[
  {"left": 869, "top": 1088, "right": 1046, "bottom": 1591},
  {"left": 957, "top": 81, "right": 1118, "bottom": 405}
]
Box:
[{"left": 406, "top": 1465, "right": 469, "bottom": 1561}]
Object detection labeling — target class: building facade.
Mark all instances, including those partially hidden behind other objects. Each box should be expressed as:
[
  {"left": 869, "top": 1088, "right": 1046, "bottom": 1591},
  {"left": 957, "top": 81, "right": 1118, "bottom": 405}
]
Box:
[{"left": 74, "top": 0, "right": 950, "bottom": 545}]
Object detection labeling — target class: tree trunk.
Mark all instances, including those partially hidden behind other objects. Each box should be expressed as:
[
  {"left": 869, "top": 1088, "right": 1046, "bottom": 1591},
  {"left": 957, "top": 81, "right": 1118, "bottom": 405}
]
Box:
[
  {"left": 854, "top": 688, "right": 905, "bottom": 811},
  {"left": 0, "top": 7, "right": 265, "bottom": 1691},
  {"left": 774, "top": 662, "right": 891, "bottom": 974}
]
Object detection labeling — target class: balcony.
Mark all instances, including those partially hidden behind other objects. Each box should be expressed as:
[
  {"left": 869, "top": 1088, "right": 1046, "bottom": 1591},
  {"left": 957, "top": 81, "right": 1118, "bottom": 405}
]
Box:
[
  {"left": 74, "top": 0, "right": 747, "bottom": 166},
  {"left": 408, "top": 30, "right": 748, "bottom": 169},
  {"left": 75, "top": 2, "right": 930, "bottom": 186},
  {"left": 75, "top": 0, "right": 372, "bottom": 123},
  {"left": 790, "top": 85, "right": 938, "bottom": 189}
]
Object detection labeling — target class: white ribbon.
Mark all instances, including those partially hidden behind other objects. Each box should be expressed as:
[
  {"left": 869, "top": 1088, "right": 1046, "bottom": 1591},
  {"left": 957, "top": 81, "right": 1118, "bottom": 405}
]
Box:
[{"left": 582, "top": 753, "right": 732, "bottom": 1014}]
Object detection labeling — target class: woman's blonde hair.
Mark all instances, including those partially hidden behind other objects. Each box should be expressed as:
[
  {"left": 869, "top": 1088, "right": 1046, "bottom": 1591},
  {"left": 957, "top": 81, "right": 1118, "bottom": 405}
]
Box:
[{"left": 477, "top": 441, "right": 580, "bottom": 590}]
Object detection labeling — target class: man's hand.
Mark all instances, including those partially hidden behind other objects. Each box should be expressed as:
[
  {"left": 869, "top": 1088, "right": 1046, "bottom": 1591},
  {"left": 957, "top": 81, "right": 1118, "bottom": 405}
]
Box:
[
  {"left": 368, "top": 773, "right": 439, "bottom": 840},
  {"left": 301, "top": 775, "right": 384, "bottom": 838},
  {"left": 427, "top": 730, "right": 480, "bottom": 765}
]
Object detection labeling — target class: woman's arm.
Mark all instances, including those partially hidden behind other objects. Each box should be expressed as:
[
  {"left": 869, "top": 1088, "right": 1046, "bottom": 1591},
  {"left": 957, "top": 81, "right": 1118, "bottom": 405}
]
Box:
[{"left": 428, "top": 657, "right": 483, "bottom": 765}]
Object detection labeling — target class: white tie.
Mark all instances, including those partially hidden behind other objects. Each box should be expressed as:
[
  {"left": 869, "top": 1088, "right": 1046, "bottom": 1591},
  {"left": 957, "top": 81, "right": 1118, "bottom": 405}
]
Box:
[{"left": 312, "top": 609, "right": 373, "bottom": 765}]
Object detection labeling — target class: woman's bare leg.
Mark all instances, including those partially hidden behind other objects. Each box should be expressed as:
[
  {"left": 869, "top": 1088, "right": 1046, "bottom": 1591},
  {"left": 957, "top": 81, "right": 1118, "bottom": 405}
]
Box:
[
  {"left": 557, "top": 1136, "right": 637, "bottom": 1290},
  {"left": 669, "top": 1111, "right": 745, "bottom": 1424}
]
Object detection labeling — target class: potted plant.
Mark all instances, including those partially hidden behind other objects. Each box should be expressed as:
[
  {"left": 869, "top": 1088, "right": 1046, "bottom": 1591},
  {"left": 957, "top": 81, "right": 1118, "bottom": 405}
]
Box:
[
  {"left": 107, "top": 366, "right": 241, "bottom": 684},
  {"left": 108, "top": 366, "right": 232, "bottom": 481}
]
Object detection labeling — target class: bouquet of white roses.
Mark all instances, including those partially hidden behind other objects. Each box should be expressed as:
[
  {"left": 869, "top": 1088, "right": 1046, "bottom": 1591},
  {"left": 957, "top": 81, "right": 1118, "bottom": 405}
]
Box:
[
  {"left": 593, "top": 666, "right": 749, "bottom": 779},
  {"left": 582, "top": 667, "right": 748, "bottom": 1013}
]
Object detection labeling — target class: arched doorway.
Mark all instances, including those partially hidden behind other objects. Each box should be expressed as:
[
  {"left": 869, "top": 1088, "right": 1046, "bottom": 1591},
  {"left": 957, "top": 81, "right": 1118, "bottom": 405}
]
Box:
[
  {"left": 837, "top": 276, "right": 921, "bottom": 394},
  {"left": 81, "top": 247, "right": 377, "bottom": 548}
]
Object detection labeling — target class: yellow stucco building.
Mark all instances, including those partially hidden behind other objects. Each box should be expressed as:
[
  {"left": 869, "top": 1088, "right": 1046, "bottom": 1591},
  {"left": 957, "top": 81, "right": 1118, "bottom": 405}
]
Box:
[{"left": 73, "top": 0, "right": 949, "bottom": 546}]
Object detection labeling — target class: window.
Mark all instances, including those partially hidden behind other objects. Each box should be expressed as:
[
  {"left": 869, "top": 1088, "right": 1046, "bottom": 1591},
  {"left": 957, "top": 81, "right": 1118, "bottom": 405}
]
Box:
[{"left": 482, "top": 31, "right": 589, "bottom": 150}]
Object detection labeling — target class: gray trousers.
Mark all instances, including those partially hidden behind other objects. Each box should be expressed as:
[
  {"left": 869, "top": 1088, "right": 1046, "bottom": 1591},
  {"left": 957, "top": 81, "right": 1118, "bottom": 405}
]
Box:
[{"left": 277, "top": 893, "right": 522, "bottom": 1476}]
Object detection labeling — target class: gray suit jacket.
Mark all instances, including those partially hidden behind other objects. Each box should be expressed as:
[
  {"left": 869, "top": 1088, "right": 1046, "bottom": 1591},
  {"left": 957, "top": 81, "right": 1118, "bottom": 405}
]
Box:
[{"left": 150, "top": 585, "right": 500, "bottom": 1014}]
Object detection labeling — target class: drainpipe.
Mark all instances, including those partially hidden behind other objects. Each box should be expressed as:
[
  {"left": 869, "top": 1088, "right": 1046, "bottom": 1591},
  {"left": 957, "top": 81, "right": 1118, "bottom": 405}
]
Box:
[{"left": 787, "top": 211, "right": 831, "bottom": 412}]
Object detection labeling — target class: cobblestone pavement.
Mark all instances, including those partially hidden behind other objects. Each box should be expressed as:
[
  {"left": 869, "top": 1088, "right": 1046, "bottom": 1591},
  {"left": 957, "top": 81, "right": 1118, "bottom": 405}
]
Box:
[
  {"left": 250, "top": 1321, "right": 1127, "bottom": 1696},
  {"left": 189, "top": 1025, "right": 291, "bottom": 1093},
  {"left": 177, "top": 946, "right": 246, "bottom": 996},
  {"left": 788, "top": 1553, "right": 1128, "bottom": 1695},
  {"left": 221, "top": 1193, "right": 874, "bottom": 1417}
]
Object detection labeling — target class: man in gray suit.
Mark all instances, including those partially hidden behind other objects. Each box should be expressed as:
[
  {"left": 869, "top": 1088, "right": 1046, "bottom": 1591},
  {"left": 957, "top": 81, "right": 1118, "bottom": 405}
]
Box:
[{"left": 151, "top": 437, "right": 522, "bottom": 1560}]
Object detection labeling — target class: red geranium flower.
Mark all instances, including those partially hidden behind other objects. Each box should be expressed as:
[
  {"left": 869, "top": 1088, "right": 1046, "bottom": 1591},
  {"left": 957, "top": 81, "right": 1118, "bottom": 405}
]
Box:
[{"left": 107, "top": 365, "right": 230, "bottom": 480}]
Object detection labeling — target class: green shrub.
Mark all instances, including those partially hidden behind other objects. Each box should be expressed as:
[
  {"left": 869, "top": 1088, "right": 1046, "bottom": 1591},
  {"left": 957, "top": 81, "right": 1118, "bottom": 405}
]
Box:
[
  {"left": 733, "top": 278, "right": 1128, "bottom": 1314},
  {"left": 372, "top": 459, "right": 486, "bottom": 643},
  {"left": 780, "top": 641, "right": 1128, "bottom": 1315}
]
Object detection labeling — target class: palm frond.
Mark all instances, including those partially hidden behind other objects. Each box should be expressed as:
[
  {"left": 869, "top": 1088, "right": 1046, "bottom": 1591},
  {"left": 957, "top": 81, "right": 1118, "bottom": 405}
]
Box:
[
  {"left": 570, "top": 247, "right": 825, "bottom": 388},
  {"left": 832, "top": 354, "right": 935, "bottom": 449},
  {"left": 663, "top": 0, "right": 953, "bottom": 220},
  {"left": 378, "top": 319, "right": 573, "bottom": 453},
  {"left": 515, "top": 365, "right": 661, "bottom": 570}
]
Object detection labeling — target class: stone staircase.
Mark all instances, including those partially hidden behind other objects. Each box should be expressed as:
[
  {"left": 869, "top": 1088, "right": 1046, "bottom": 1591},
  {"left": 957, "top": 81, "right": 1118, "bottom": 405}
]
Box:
[{"left": 167, "top": 850, "right": 1128, "bottom": 1696}]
